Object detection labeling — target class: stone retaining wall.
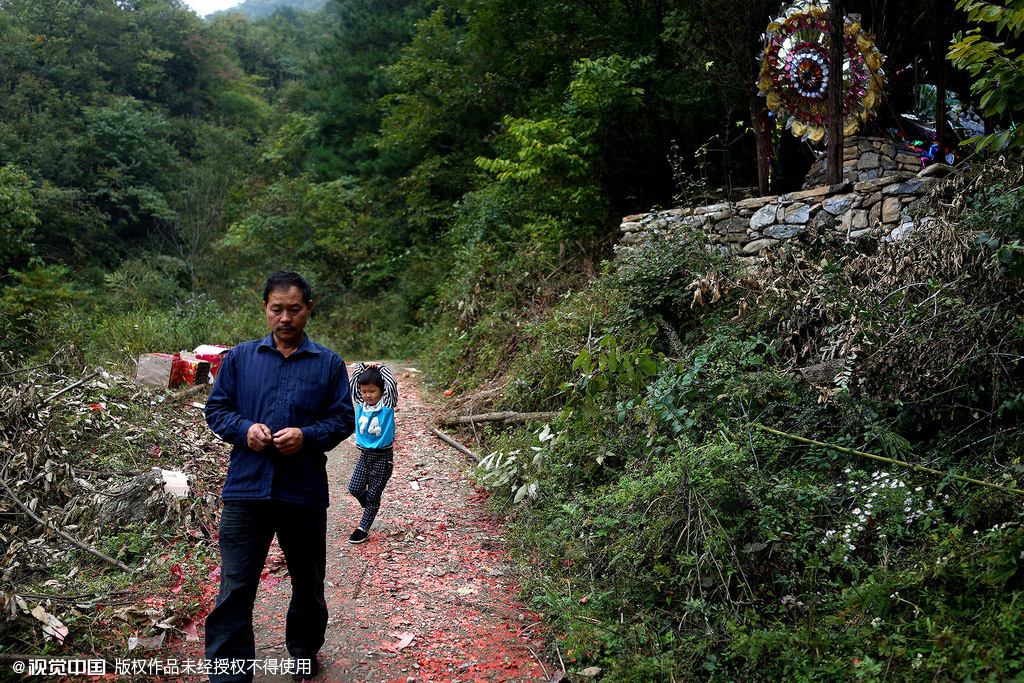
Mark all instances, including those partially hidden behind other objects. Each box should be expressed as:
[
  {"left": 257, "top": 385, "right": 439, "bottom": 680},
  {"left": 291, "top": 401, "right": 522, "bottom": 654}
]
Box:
[
  {"left": 803, "top": 135, "right": 925, "bottom": 188},
  {"left": 619, "top": 136, "right": 954, "bottom": 257}
]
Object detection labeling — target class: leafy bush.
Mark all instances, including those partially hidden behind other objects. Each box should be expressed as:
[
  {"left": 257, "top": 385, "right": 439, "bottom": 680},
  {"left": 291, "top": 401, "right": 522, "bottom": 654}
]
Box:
[
  {"left": 963, "top": 159, "right": 1024, "bottom": 277},
  {"left": 29, "top": 273, "right": 268, "bottom": 372},
  {"left": 612, "top": 224, "right": 736, "bottom": 331},
  {"left": 499, "top": 287, "right": 611, "bottom": 412},
  {"left": 949, "top": 0, "right": 1024, "bottom": 152},
  {"left": 425, "top": 181, "right": 592, "bottom": 386},
  {"left": 0, "top": 163, "right": 39, "bottom": 264},
  {"left": 0, "top": 259, "right": 85, "bottom": 353}
]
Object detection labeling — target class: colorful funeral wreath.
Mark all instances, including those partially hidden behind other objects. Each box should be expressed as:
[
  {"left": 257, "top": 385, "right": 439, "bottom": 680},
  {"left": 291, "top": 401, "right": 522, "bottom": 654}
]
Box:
[{"left": 758, "top": 1, "right": 886, "bottom": 144}]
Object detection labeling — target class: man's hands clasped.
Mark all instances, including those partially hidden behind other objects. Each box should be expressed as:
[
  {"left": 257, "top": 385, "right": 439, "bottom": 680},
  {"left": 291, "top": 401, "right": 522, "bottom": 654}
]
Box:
[{"left": 247, "top": 423, "right": 304, "bottom": 455}]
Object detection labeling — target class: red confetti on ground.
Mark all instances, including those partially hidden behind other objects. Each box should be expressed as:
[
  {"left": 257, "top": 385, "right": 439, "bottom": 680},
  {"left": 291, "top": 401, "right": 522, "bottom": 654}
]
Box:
[
  {"left": 166, "top": 367, "right": 551, "bottom": 682},
  {"left": 170, "top": 564, "right": 186, "bottom": 593}
]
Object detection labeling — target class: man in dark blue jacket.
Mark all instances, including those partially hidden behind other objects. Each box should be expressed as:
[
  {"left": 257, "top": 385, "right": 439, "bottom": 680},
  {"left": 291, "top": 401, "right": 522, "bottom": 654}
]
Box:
[{"left": 204, "top": 271, "right": 355, "bottom": 683}]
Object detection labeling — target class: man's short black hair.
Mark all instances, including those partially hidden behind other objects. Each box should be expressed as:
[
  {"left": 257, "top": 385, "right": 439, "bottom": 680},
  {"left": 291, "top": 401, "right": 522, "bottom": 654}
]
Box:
[
  {"left": 263, "top": 271, "right": 312, "bottom": 304},
  {"left": 357, "top": 366, "right": 385, "bottom": 391}
]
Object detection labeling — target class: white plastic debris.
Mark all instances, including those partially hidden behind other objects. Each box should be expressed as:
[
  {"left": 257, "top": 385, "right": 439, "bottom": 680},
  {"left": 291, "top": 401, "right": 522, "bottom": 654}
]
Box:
[{"left": 159, "top": 469, "right": 189, "bottom": 497}]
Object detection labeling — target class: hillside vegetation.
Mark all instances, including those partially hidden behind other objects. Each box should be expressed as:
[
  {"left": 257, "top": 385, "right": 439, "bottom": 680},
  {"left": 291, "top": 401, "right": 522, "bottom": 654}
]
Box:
[
  {"left": 453, "top": 154, "right": 1024, "bottom": 680},
  {"left": 207, "top": 0, "right": 327, "bottom": 21},
  {"left": 1, "top": 0, "right": 1024, "bottom": 679}
]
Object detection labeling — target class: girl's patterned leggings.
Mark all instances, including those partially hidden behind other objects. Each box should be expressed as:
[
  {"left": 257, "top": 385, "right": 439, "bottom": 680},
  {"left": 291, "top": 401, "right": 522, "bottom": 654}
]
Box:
[{"left": 348, "top": 447, "right": 394, "bottom": 530}]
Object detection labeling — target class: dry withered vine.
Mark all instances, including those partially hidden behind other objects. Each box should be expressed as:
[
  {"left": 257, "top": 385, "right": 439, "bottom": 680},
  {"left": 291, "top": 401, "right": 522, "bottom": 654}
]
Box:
[{"left": 749, "top": 157, "right": 1024, "bottom": 410}]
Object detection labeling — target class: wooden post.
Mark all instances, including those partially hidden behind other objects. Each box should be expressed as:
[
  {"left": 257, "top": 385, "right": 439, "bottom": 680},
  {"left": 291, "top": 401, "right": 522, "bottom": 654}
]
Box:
[
  {"left": 826, "top": 0, "right": 844, "bottom": 185},
  {"left": 751, "top": 95, "right": 771, "bottom": 196},
  {"left": 429, "top": 426, "right": 481, "bottom": 463},
  {"left": 934, "top": 0, "right": 948, "bottom": 158}
]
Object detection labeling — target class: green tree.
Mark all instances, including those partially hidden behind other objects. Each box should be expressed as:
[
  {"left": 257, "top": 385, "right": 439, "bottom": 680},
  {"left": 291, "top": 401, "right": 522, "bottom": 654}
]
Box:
[
  {"left": 475, "top": 55, "right": 652, "bottom": 242},
  {"left": 0, "top": 0, "right": 259, "bottom": 268},
  {"left": 0, "top": 164, "right": 39, "bottom": 265},
  {"left": 209, "top": 0, "right": 328, "bottom": 21},
  {"left": 377, "top": 7, "right": 492, "bottom": 234},
  {"left": 75, "top": 97, "right": 181, "bottom": 237},
  {"left": 305, "top": 0, "right": 430, "bottom": 178},
  {"left": 209, "top": 6, "right": 335, "bottom": 94},
  {"left": 0, "top": 258, "right": 83, "bottom": 350}
]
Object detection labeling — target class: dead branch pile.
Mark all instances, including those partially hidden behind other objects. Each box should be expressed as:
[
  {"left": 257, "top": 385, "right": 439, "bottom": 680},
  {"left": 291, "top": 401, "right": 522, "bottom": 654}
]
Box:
[
  {"left": 700, "top": 156, "right": 1024, "bottom": 410},
  {"left": 0, "top": 349, "right": 223, "bottom": 650}
]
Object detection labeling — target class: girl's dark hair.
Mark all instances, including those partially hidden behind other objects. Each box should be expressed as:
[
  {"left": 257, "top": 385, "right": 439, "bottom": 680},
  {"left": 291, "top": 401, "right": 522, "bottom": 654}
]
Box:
[
  {"left": 357, "top": 366, "right": 385, "bottom": 391},
  {"left": 263, "top": 271, "right": 312, "bottom": 304}
]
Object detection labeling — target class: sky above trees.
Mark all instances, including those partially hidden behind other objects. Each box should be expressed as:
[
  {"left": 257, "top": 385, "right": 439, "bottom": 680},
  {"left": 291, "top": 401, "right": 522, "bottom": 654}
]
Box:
[{"left": 182, "top": 0, "right": 239, "bottom": 17}]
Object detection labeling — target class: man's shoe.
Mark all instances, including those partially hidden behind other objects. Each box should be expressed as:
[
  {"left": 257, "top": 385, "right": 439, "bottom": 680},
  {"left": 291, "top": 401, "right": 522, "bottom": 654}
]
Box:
[
  {"left": 348, "top": 528, "right": 369, "bottom": 544},
  {"left": 290, "top": 655, "right": 319, "bottom": 681},
  {"left": 351, "top": 491, "right": 367, "bottom": 508}
]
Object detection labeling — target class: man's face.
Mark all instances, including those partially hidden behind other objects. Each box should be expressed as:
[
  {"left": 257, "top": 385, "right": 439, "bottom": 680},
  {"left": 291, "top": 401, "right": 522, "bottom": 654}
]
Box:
[
  {"left": 360, "top": 383, "right": 383, "bottom": 406},
  {"left": 263, "top": 286, "right": 312, "bottom": 347}
]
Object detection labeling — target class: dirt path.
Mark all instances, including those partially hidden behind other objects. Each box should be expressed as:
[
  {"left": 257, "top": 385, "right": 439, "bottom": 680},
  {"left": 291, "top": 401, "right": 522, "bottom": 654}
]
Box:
[{"left": 241, "top": 366, "right": 551, "bottom": 683}]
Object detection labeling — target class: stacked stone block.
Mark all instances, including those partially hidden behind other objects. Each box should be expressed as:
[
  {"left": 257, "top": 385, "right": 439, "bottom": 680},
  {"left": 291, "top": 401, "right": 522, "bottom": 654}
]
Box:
[
  {"left": 803, "top": 135, "right": 926, "bottom": 188},
  {"left": 619, "top": 137, "right": 954, "bottom": 258}
]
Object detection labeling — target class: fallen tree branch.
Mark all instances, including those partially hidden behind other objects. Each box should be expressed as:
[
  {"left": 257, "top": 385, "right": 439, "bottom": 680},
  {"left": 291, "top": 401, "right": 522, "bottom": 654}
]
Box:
[
  {"left": 0, "top": 479, "right": 134, "bottom": 572},
  {"left": 437, "top": 411, "right": 559, "bottom": 427},
  {"left": 523, "top": 642, "right": 550, "bottom": 680},
  {"left": 44, "top": 372, "right": 100, "bottom": 405},
  {"left": 0, "top": 362, "right": 50, "bottom": 378},
  {"left": 172, "top": 383, "right": 210, "bottom": 402},
  {"left": 755, "top": 424, "right": 1024, "bottom": 496},
  {"left": 429, "top": 426, "right": 481, "bottom": 463},
  {"left": 15, "top": 590, "right": 131, "bottom": 604},
  {"left": 72, "top": 467, "right": 147, "bottom": 478},
  {"left": 0, "top": 349, "right": 62, "bottom": 377}
]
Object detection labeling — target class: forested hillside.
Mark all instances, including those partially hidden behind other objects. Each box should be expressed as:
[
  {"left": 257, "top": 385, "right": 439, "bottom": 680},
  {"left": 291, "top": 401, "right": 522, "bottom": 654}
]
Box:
[
  {"left": 2, "top": 0, "right": 1024, "bottom": 679},
  {"left": 1, "top": 0, "right": 786, "bottom": 362},
  {"left": 207, "top": 0, "right": 327, "bottom": 21}
]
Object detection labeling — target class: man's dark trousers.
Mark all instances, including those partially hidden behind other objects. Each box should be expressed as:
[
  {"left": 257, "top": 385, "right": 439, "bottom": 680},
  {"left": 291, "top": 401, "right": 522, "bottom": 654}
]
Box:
[{"left": 205, "top": 501, "right": 327, "bottom": 683}]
